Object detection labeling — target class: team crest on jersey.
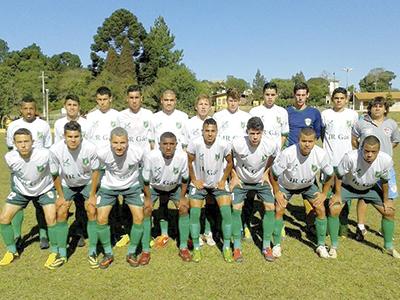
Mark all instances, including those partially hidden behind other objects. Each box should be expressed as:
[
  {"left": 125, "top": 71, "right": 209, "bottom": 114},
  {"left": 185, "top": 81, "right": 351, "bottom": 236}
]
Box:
[
  {"left": 173, "top": 167, "right": 179, "bottom": 175},
  {"left": 346, "top": 120, "right": 353, "bottom": 128},
  {"left": 383, "top": 127, "right": 392, "bottom": 137},
  {"left": 128, "top": 164, "right": 135, "bottom": 170},
  {"left": 276, "top": 116, "right": 281, "bottom": 124},
  {"left": 311, "top": 164, "right": 318, "bottom": 172},
  {"left": 304, "top": 118, "right": 312, "bottom": 126},
  {"left": 124, "top": 122, "right": 131, "bottom": 129},
  {"left": 374, "top": 171, "right": 382, "bottom": 179},
  {"left": 199, "top": 153, "right": 204, "bottom": 160},
  {"left": 356, "top": 168, "right": 362, "bottom": 176},
  {"left": 222, "top": 121, "right": 229, "bottom": 129},
  {"left": 241, "top": 122, "right": 246, "bottom": 129},
  {"left": 261, "top": 155, "right": 268, "bottom": 162},
  {"left": 143, "top": 121, "right": 149, "bottom": 128},
  {"left": 111, "top": 121, "right": 117, "bottom": 128},
  {"left": 193, "top": 129, "right": 200, "bottom": 136},
  {"left": 82, "top": 158, "right": 89, "bottom": 166},
  {"left": 37, "top": 132, "right": 44, "bottom": 139},
  {"left": 63, "top": 158, "right": 70, "bottom": 167},
  {"left": 36, "top": 164, "right": 45, "bottom": 173},
  {"left": 176, "top": 122, "right": 182, "bottom": 129},
  {"left": 154, "top": 167, "right": 162, "bottom": 175},
  {"left": 215, "top": 153, "right": 221, "bottom": 161}
]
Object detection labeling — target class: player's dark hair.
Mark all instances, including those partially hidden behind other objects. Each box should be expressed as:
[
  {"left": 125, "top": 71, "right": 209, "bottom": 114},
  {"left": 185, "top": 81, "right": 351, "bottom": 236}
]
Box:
[
  {"left": 226, "top": 88, "right": 240, "bottom": 100},
  {"left": 247, "top": 116, "right": 264, "bottom": 131},
  {"left": 299, "top": 127, "right": 316, "bottom": 138},
  {"left": 20, "top": 96, "right": 36, "bottom": 106},
  {"left": 362, "top": 135, "right": 381, "bottom": 148},
  {"left": 96, "top": 86, "right": 112, "bottom": 97},
  {"left": 160, "top": 132, "right": 177, "bottom": 142},
  {"left": 263, "top": 82, "right": 278, "bottom": 93},
  {"left": 65, "top": 94, "right": 80, "bottom": 104},
  {"left": 110, "top": 127, "right": 128, "bottom": 139},
  {"left": 331, "top": 87, "right": 348, "bottom": 98},
  {"left": 127, "top": 85, "right": 142, "bottom": 94},
  {"left": 367, "top": 96, "right": 390, "bottom": 116},
  {"left": 293, "top": 82, "right": 309, "bottom": 94},
  {"left": 203, "top": 118, "right": 218, "bottom": 128},
  {"left": 13, "top": 128, "right": 32, "bottom": 140},
  {"left": 64, "top": 120, "right": 81, "bottom": 133}
]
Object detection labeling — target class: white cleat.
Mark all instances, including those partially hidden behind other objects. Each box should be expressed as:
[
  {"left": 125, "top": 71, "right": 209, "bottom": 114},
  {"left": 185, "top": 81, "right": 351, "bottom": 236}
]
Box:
[
  {"left": 204, "top": 232, "right": 216, "bottom": 246},
  {"left": 328, "top": 247, "right": 337, "bottom": 259},
  {"left": 316, "top": 245, "right": 330, "bottom": 259},
  {"left": 272, "top": 244, "right": 282, "bottom": 258},
  {"left": 385, "top": 248, "right": 400, "bottom": 259}
]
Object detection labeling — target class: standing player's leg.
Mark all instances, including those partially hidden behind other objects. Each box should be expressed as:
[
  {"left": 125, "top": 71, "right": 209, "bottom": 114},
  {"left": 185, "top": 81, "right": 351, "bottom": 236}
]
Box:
[
  {"left": 41, "top": 201, "right": 59, "bottom": 268},
  {"left": 96, "top": 200, "right": 114, "bottom": 269},
  {"left": 308, "top": 191, "right": 329, "bottom": 259},
  {"left": 32, "top": 200, "right": 49, "bottom": 249},
  {"left": 327, "top": 198, "right": 345, "bottom": 258},
  {"left": 216, "top": 194, "right": 233, "bottom": 263},
  {"left": 231, "top": 186, "right": 246, "bottom": 262},
  {"left": 189, "top": 197, "right": 204, "bottom": 262},
  {"left": 175, "top": 195, "right": 191, "bottom": 262},
  {"left": 85, "top": 193, "right": 99, "bottom": 268},
  {"left": 138, "top": 196, "right": 153, "bottom": 266},
  {"left": 262, "top": 198, "right": 276, "bottom": 261},
  {"left": 11, "top": 210, "right": 24, "bottom": 247},
  {"left": 126, "top": 204, "right": 144, "bottom": 267},
  {"left": 0, "top": 204, "right": 23, "bottom": 265}
]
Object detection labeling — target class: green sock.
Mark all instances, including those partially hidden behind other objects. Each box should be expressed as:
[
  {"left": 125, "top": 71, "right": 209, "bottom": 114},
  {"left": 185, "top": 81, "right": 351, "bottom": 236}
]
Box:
[
  {"left": 160, "top": 219, "right": 168, "bottom": 236},
  {"left": 179, "top": 214, "right": 190, "bottom": 249},
  {"left": 204, "top": 217, "right": 211, "bottom": 235},
  {"left": 97, "top": 223, "right": 113, "bottom": 255},
  {"left": 190, "top": 207, "right": 201, "bottom": 249},
  {"left": 142, "top": 217, "right": 151, "bottom": 252},
  {"left": 263, "top": 210, "right": 275, "bottom": 249},
  {"left": 128, "top": 223, "right": 143, "bottom": 255},
  {"left": 56, "top": 221, "right": 69, "bottom": 258},
  {"left": 328, "top": 216, "right": 340, "bottom": 248},
  {"left": 87, "top": 220, "right": 98, "bottom": 256},
  {"left": 11, "top": 210, "right": 24, "bottom": 239},
  {"left": 315, "top": 217, "right": 327, "bottom": 246},
  {"left": 273, "top": 218, "right": 284, "bottom": 246},
  {"left": 0, "top": 223, "right": 17, "bottom": 253},
  {"left": 219, "top": 205, "right": 232, "bottom": 249},
  {"left": 47, "top": 224, "right": 58, "bottom": 254},
  {"left": 382, "top": 218, "right": 395, "bottom": 249},
  {"left": 232, "top": 209, "right": 242, "bottom": 249}
]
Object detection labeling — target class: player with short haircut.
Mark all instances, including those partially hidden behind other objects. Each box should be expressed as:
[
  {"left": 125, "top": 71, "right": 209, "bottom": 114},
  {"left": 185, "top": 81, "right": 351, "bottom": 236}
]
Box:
[
  {"left": 269, "top": 128, "right": 334, "bottom": 259},
  {"left": 351, "top": 96, "right": 400, "bottom": 240},
  {"left": 329, "top": 136, "right": 399, "bottom": 258},
  {"left": 249, "top": 82, "right": 289, "bottom": 149},
  {"left": 230, "top": 117, "right": 279, "bottom": 262},
  {"left": 213, "top": 88, "right": 251, "bottom": 144},
  {"left": 141, "top": 132, "right": 191, "bottom": 264},
  {"left": 54, "top": 94, "right": 90, "bottom": 143},
  {"left": 187, "top": 118, "right": 234, "bottom": 262},
  {"left": 96, "top": 127, "right": 144, "bottom": 269},
  {"left": 0, "top": 129, "right": 57, "bottom": 266},
  {"left": 49, "top": 121, "right": 100, "bottom": 269}
]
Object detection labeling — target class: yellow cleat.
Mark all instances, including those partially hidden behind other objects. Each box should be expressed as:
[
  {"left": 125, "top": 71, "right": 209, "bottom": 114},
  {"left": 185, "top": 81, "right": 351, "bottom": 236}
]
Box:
[
  {"left": 0, "top": 251, "right": 19, "bottom": 266},
  {"left": 44, "top": 252, "right": 57, "bottom": 268},
  {"left": 244, "top": 227, "right": 252, "bottom": 241},
  {"left": 115, "top": 234, "right": 130, "bottom": 248},
  {"left": 281, "top": 224, "right": 286, "bottom": 238}
]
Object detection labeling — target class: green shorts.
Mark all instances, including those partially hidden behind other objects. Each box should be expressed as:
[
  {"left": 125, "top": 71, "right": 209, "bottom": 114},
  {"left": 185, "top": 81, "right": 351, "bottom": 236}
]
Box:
[
  {"left": 6, "top": 188, "right": 56, "bottom": 208},
  {"left": 63, "top": 184, "right": 92, "bottom": 201},
  {"left": 341, "top": 184, "right": 384, "bottom": 206},
  {"left": 279, "top": 183, "right": 319, "bottom": 202},
  {"left": 151, "top": 186, "right": 181, "bottom": 204},
  {"left": 232, "top": 182, "right": 274, "bottom": 204},
  {"left": 188, "top": 186, "right": 231, "bottom": 201},
  {"left": 96, "top": 184, "right": 143, "bottom": 207}
]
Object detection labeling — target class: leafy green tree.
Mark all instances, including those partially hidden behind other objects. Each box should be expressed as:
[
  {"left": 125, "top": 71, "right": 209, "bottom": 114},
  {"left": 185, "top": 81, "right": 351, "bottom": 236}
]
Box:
[
  {"left": 252, "top": 69, "right": 266, "bottom": 102},
  {"left": 225, "top": 75, "right": 249, "bottom": 94},
  {"left": 103, "top": 47, "right": 119, "bottom": 75},
  {"left": 270, "top": 78, "right": 293, "bottom": 103},
  {"left": 48, "top": 52, "right": 81, "bottom": 71},
  {"left": 307, "top": 77, "right": 329, "bottom": 106},
  {"left": 359, "top": 68, "right": 396, "bottom": 92},
  {"left": 291, "top": 71, "right": 306, "bottom": 84},
  {"left": 118, "top": 38, "right": 137, "bottom": 82}
]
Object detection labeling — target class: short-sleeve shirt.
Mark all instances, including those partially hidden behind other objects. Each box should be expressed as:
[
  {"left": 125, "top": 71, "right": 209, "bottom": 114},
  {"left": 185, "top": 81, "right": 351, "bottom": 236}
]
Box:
[
  {"left": 86, "top": 109, "right": 120, "bottom": 148},
  {"left": 7, "top": 118, "right": 51, "bottom": 150},
  {"left": 213, "top": 109, "right": 251, "bottom": 145},
  {"left": 185, "top": 115, "right": 209, "bottom": 141},
  {"left": 54, "top": 116, "right": 90, "bottom": 144},
  {"left": 153, "top": 110, "right": 188, "bottom": 148}
]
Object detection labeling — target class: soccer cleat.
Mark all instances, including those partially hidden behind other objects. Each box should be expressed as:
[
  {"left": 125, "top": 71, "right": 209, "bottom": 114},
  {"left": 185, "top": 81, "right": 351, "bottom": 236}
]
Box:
[
  {"left": 316, "top": 245, "right": 330, "bottom": 259},
  {"left": 15, "top": 236, "right": 23, "bottom": 251},
  {"left": 99, "top": 254, "right": 114, "bottom": 269},
  {"left": 0, "top": 251, "right": 19, "bottom": 266},
  {"left": 281, "top": 224, "right": 286, "bottom": 238},
  {"left": 199, "top": 235, "right": 204, "bottom": 247},
  {"left": 44, "top": 252, "right": 58, "bottom": 268},
  {"left": 385, "top": 248, "right": 400, "bottom": 259},
  {"left": 223, "top": 248, "right": 234, "bottom": 263},
  {"left": 77, "top": 236, "right": 86, "bottom": 248},
  {"left": 179, "top": 248, "right": 192, "bottom": 262},
  {"left": 138, "top": 252, "right": 151, "bottom": 266},
  {"left": 115, "top": 234, "right": 130, "bottom": 248},
  {"left": 47, "top": 255, "right": 67, "bottom": 269},
  {"left": 192, "top": 249, "right": 202, "bottom": 263},
  {"left": 243, "top": 227, "right": 252, "bottom": 241},
  {"left": 153, "top": 235, "right": 169, "bottom": 249},
  {"left": 262, "top": 247, "right": 275, "bottom": 262},
  {"left": 328, "top": 247, "right": 337, "bottom": 259},
  {"left": 339, "top": 224, "right": 349, "bottom": 238},
  {"left": 272, "top": 245, "right": 282, "bottom": 258},
  {"left": 40, "top": 237, "right": 50, "bottom": 250},
  {"left": 355, "top": 227, "right": 367, "bottom": 242},
  {"left": 204, "top": 232, "right": 216, "bottom": 246},
  {"left": 233, "top": 248, "right": 243, "bottom": 263},
  {"left": 87, "top": 254, "right": 99, "bottom": 269},
  {"left": 126, "top": 254, "right": 139, "bottom": 267}
]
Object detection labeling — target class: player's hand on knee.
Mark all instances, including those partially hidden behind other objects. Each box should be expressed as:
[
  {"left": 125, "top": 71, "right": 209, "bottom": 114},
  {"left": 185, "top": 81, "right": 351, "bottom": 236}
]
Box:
[
  {"left": 329, "top": 194, "right": 341, "bottom": 208},
  {"left": 56, "top": 196, "right": 66, "bottom": 210},
  {"left": 229, "top": 177, "right": 242, "bottom": 192},
  {"left": 275, "top": 191, "right": 287, "bottom": 209},
  {"left": 312, "top": 192, "right": 326, "bottom": 207},
  {"left": 383, "top": 200, "right": 395, "bottom": 216},
  {"left": 193, "top": 179, "right": 205, "bottom": 190}
]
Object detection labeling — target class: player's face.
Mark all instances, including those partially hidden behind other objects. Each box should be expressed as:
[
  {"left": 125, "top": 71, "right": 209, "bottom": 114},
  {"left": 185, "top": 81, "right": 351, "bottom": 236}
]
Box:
[
  {"left": 294, "top": 89, "right": 309, "bottom": 109},
  {"left": 65, "top": 130, "right": 81, "bottom": 150},
  {"left": 111, "top": 135, "right": 128, "bottom": 156},
  {"left": 227, "top": 97, "right": 240, "bottom": 113},
  {"left": 196, "top": 99, "right": 211, "bottom": 119},
  {"left": 161, "top": 93, "right": 176, "bottom": 114},
  {"left": 263, "top": 88, "right": 278, "bottom": 108},
  {"left": 203, "top": 124, "right": 218, "bottom": 145},
  {"left": 96, "top": 94, "right": 112, "bottom": 113},
  {"left": 332, "top": 93, "right": 347, "bottom": 111},
  {"left": 298, "top": 133, "right": 316, "bottom": 156},
  {"left": 370, "top": 103, "right": 386, "bottom": 120},
  {"left": 20, "top": 102, "right": 36, "bottom": 122},
  {"left": 127, "top": 91, "right": 142, "bottom": 113},
  {"left": 247, "top": 129, "right": 263, "bottom": 147},
  {"left": 14, "top": 134, "right": 33, "bottom": 157},
  {"left": 65, "top": 99, "right": 80, "bottom": 119},
  {"left": 160, "top": 137, "right": 177, "bottom": 159},
  {"left": 363, "top": 143, "right": 380, "bottom": 163}
]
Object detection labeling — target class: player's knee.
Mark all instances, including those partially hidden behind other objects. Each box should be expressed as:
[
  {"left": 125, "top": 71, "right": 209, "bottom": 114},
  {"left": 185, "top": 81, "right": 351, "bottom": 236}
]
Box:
[
  {"left": 275, "top": 207, "right": 285, "bottom": 218},
  {"left": 0, "top": 213, "right": 11, "bottom": 225},
  {"left": 383, "top": 209, "right": 395, "bottom": 220},
  {"left": 315, "top": 205, "right": 326, "bottom": 218},
  {"left": 45, "top": 215, "right": 56, "bottom": 226},
  {"left": 329, "top": 205, "right": 341, "bottom": 217},
  {"left": 97, "top": 214, "right": 108, "bottom": 225},
  {"left": 264, "top": 203, "right": 275, "bottom": 211},
  {"left": 179, "top": 204, "right": 189, "bottom": 216}
]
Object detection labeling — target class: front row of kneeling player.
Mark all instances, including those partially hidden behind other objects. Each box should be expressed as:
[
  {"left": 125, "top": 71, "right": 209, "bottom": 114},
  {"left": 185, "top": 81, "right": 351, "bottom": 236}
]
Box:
[{"left": 0, "top": 117, "right": 398, "bottom": 269}]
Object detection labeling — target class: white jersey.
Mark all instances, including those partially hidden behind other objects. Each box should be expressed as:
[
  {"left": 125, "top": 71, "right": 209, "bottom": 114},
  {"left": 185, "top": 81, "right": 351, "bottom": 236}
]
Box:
[
  {"left": 336, "top": 149, "right": 392, "bottom": 191},
  {"left": 321, "top": 108, "right": 358, "bottom": 166},
  {"left": 50, "top": 139, "right": 100, "bottom": 188},
  {"left": 185, "top": 115, "right": 209, "bottom": 141},
  {"left": 5, "top": 148, "right": 53, "bottom": 197},
  {"left": 213, "top": 109, "right": 250, "bottom": 144},
  {"left": 86, "top": 109, "right": 120, "bottom": 148},
  {"left": 142, "top": 149, "right": 189, "bottom": 192},
  {"left": 97, "top": 146, "right": 143, "bottom": 190},
  {"left": 118, "top": 107, "right": 155, "bottom": 152},
  {"left": 187, "top": 137, "right": 231, "bottom": 188},
  {"left": 53, "top": 116, "right": 90, "bottom": 144},
  {"left": 6, "top": 118, "right": 51, "bottom": 150},
  {"left": 272, "top": 144, "right": 333, "bottom": 190},
  {"left": 153, "top": 110, "right": 188, "bottom": 148},
  {"left": 232, "top": 136, "right": 278, "bottom": 184},
  {"left": 249, "top": 104, "right": 289, "bottom": 149}
]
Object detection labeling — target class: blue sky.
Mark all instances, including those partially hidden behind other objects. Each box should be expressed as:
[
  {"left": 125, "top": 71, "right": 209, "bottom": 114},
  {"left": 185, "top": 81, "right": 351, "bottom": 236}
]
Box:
[{"left": 1, "top": 0, "right": 399, "bottom": 88}]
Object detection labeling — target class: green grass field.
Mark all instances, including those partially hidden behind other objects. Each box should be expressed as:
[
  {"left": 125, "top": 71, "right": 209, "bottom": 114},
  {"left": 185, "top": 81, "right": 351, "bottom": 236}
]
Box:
[{"left": 0, "top": 130, "right": 399, "bottom": 300}]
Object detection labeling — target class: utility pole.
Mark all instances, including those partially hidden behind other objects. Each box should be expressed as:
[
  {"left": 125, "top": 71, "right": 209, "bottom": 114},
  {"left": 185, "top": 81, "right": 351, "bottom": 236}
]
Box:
[
  {"left": 342, "top": 67, "right": 353, "bottom": 89},
  {"left": 45, "top": 89, "right": 49, "bottom": 123},
  {"left": 39, "top": 71, "right": 48, "bottom": 118}
]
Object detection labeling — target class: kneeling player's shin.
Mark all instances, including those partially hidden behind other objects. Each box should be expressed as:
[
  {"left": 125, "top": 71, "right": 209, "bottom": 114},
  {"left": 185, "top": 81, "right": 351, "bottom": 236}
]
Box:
[
  {"left": 141, "top": 217, "right": 151, "bottom": 252},
  {"left": 0, "top": 223, "right": 17, "bottom": 253},
  {"left": 328, "top": 216, "right": 340, "bottom": 248},
  {"left": 87, "top": 220, "right": 98, "bottom": 256},
  {"left": 382, "top": 218, "right": 395, "bottom": 249},
  {"left": 56, "top": 221, "right": 69, "bottom": 257},
  {"left": 315, "top": 217, "right": 327, "bottom": 246}
]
